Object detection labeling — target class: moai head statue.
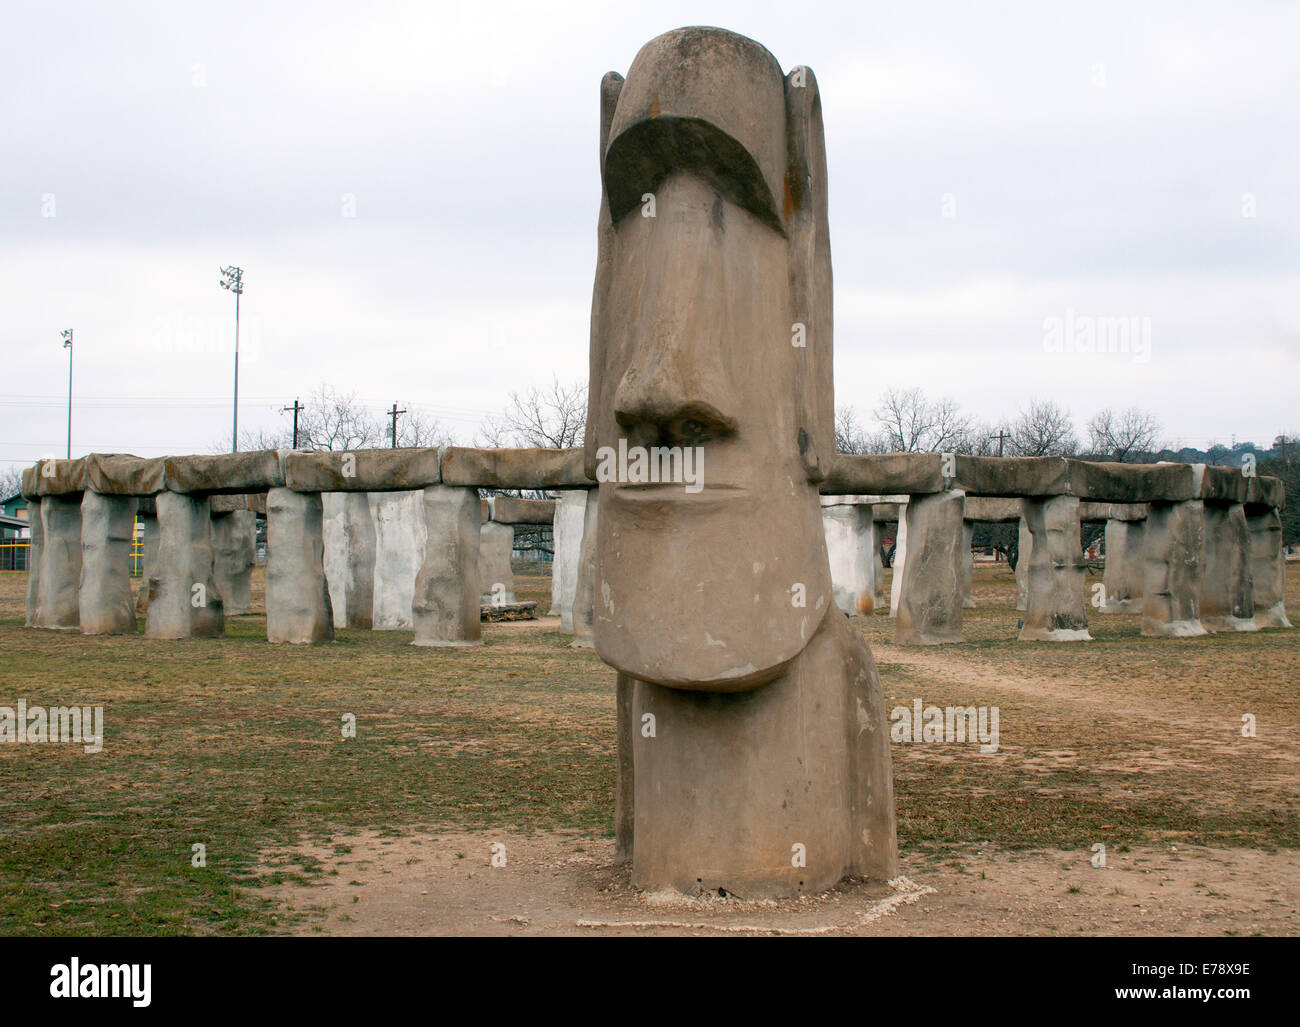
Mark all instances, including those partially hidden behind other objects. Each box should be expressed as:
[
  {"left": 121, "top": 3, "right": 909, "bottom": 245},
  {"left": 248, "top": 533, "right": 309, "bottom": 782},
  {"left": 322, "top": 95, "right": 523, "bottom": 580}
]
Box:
[{"left": 586, "top": 26, "right": 836, "bottom": 690}]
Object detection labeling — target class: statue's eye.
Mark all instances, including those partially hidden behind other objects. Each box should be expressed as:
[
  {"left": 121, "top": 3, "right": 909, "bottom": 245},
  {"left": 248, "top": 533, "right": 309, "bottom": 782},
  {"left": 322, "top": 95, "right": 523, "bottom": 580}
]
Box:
[{"left": 682, "top": 419, "right": 706, "bottom": 439}]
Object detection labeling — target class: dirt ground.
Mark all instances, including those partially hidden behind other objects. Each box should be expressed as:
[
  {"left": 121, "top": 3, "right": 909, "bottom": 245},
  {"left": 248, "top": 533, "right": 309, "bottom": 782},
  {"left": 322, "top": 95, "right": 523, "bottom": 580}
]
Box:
[{"left": 267, "top": 829, "right": 1298, "bottom": 937}]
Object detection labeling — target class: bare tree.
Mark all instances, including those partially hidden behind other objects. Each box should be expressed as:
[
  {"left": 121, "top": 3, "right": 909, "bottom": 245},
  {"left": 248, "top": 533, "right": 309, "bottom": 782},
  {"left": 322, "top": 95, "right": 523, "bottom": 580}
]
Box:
[
  {"left": 873, "top": 386, "right": 974, "bottom": 452},
  {"left": 0, "top": 466, "right": 24, "bottom": 501},
  {"left": 1086, "top": 407, "right": 1162, "bottom": 462},
  {"left": 395, "top": 407, "right": 456, "bottom": 449},
  {"left": 478, "top": 376, "right": 586, "bottom": 449},
  {"left": 297, "top": 386, "right": 383, "bottom": 452},
  {"left": 835, "top": 405, "right": 885, "bottom": 454},
  {"left": 1008, "top": 399, "right": 1078, "bottom": 456}
]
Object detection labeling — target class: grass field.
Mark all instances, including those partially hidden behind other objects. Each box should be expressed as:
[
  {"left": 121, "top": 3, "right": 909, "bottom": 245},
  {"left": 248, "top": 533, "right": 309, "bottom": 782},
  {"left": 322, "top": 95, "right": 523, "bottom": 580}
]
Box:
[{"left": 1, "top": 561, "right": 1296, "bottom": 935}]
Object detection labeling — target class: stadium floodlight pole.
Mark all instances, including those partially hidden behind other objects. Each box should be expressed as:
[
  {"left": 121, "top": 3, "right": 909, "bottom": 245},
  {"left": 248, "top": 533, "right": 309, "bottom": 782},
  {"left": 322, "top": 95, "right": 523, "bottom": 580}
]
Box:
[
  {"left": 219, "top": 265, "right": 245, "bottom": 452},
  {"left": 61, "top": 329, "right": 73, "bottom": 458}
]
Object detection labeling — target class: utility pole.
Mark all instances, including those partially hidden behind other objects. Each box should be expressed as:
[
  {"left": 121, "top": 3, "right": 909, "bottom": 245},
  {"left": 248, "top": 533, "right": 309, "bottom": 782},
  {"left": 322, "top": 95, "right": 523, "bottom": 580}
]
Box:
[
  {"left": 219, "top": 265, "right": 245, "bottom": 452},
  {"left": 61, "top": 329, "right": 73, "bottom": 458},
  {"left": 281, "top": 398, "right": 303, "bottom": 449},
  {"left": 389, "top": 402, "right": 406, "bottom": 449},
  {"left": 992, "top": 429, "right": 1010, "bottom": 457}
]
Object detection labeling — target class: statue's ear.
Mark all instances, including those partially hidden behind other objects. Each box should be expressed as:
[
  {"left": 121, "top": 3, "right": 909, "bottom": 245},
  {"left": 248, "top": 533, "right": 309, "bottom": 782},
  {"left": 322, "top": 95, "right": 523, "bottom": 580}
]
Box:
[
  {"left": 585, "top": 72, "right": 624, "bottom": 481},
  {"left": 784, "top": 65, "right": 834, "bottom": 482}
]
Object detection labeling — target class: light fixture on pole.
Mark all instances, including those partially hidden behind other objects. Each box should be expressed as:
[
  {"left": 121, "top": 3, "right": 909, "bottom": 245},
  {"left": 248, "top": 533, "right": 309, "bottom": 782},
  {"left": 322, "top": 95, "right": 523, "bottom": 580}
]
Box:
[
  {"left": 218, "top": 265, "right": 245, "bottom": 453},
  {"left": 61, "top": 328, "right": 73, "bottom": 458}
]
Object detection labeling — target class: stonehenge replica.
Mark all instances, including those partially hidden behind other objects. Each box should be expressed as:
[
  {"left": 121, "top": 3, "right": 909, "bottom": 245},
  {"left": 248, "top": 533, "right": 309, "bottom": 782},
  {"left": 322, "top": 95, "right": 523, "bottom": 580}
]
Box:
[{"left": 13, "top": 27, "right": 1291, "bottom": 901}]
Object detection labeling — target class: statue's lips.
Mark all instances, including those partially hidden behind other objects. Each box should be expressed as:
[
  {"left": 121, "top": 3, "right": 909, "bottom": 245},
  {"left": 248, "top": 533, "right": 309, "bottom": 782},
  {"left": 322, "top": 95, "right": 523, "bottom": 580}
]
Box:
[{"left": 610, "top": 483, "right": 745, "bottom": 502}]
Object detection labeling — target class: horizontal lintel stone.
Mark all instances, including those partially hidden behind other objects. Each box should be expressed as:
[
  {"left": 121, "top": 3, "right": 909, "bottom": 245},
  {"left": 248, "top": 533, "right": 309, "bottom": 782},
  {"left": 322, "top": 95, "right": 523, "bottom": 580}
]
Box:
[
  {"left": 84, "top": 453, "right": 165, "bottom": 495},
  {"left": 822, "top": 453, "right": 947, "bottom": 496},
  {"left": 284, "top": 447, "right": 443, "bottom": 492},
  {"left": 491, "top": 497, "right": 556, "bottom": 524},
  {"left": 440, "top": 447, "right": 592, "bottom": 489},
  {"left": 32, "top": 457, "right": 87, "bottom": 496},
  {"left": 165, "top": 450, "right": 285, "bottom": 494},
  {"left": 954, "top": 456, "right": 1067, "bottom": 497}
]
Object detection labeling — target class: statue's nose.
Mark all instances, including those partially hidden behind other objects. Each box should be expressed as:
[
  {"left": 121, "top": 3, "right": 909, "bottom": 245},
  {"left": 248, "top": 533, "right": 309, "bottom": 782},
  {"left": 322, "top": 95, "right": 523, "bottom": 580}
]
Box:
[{"left": 612, "top": 202, "right": 740, "bottom": 445}]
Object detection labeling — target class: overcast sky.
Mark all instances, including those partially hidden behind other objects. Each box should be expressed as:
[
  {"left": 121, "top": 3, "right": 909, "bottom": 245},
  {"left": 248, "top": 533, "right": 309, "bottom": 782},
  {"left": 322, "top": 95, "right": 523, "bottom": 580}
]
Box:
[{"left": 3, "top": 0, "right": 1297, "bottom": 475}]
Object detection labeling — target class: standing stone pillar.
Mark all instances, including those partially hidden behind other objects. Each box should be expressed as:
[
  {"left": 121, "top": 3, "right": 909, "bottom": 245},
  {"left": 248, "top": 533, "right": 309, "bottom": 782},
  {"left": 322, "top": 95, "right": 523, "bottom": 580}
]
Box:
[
  {"left": 211, "top": 510, "right": 256, "bottom": 616},
  {"left": 25, "top": 497, "right": 43, "bottom": 627},
  {"left": 1015, "top": 515, "right": 1032, "bottom": 612},
  {"left": 266, "top": 489, "right": 333, "bottom": 644},
  {"left": 550, "top": 490, "right": 587, "bottom": 631},
  {"left": 1247, "top": 507, "right": 1292, "bottom": 629},
  {"left": 1201, "top": 503, "right": 1256, "bottom": 632},
  {"left": 134, "top": 510, "right": 159, "bottom": 616},
  {"left": 369, "top": 490, "right": 426, "bottom": 629},
  {"left": 571, "top": 488, "right": 598, "bottom": 649},
  {"left": 324, "top": 493, "right": 377, "bottom": 629},
  {"left": 894, "top": 490, "right": 965, "bottom": 645},
  {"left": 35, "top": 494, "right": 83, "bottom": 630},
  {"left": 146, "top": 492, "right": 225, "bottom": 638},
  {"left": 1101, "top": 517, "right": 1144, "bottom": 613},
  {"left": 1020, "top": 495, "right": 1091, "bottom": 642},
  {"left": 823, "top": 504, "right": 876, "bottom": 615},
  {"left": 79, "top": 492, "right": 138, "bottom": 635},
  {"left": 412, "top": 486, "right": 481, "bottom": 646},
  {"left": 889, "top": 504, "right": 908, "bottom": 617},
  {"left": 960, "top": 520, "right": 976, "bottom": 609},
  {"left": 479, "top": 520, "right": 516, "bottom": 606},
  {"left": 1141, "top": 500, "right": 1206, "bottom": 637}
]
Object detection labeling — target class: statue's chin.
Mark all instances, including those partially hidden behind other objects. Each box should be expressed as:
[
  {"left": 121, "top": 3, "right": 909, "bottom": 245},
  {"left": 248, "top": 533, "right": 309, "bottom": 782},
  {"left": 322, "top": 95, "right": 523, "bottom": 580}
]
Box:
[{"left": 595, "top": 635, "right": 800, "bottom": 692}]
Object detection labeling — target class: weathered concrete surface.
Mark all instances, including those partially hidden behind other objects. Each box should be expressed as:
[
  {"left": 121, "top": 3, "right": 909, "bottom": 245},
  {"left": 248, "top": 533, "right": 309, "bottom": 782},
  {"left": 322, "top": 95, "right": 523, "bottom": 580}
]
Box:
[
  {"left": 1015, "top": 517, "right": 1032, "bottom": 612},
  {"left": 824, "top": 452, "right": 948, "bottom": 497},
  {"left": 490, "top": 496, "right": 556, "bottom": 524},
  {"left": 211, "top": 510, "right": 256, "bottom": 616},
  {"left": 1065, "top": 460, "right": 1196, "bottom": 503},
  {"left": 478, "top": 521, "right": 516, "bottom": 606},
  {"left": 1194, "top": 464, "right": 1248, "bottom": 504},
  {"left": 963, "top": 496, "right": 1024, "bottom": 522},
  {"left": 84, "top": 453, "right": 165, "bottom": 495},
  {"left": 1100, "top": 518, "right": 1144, "bottom": 614},
  {"left": 894, "top": 490, "right": 965, "bottom": 644},
  {"left": 1141, "top": 500, "right": 1206, "bottom": 637},
  {"left": 164, "top": 450, "right": 285, "bottom": 494},
  {"left": 588, "top": 27, "right": 895, "bottom": 898},
  {"left": 24, "top": 498, "right": 43, "bottom": 627},
  {"left": 889, "top": 504, "right": 908, "bottom": 617},
  {"left": 368, "top": 491, "right": 427, "bottom": 630},
  {"left": 1200, "top": 504, "right": 1256, "bottom": 632},
  {"left": 1247, "top": 508, "right": 1292, "bottom": 629},
  {"left": 323, "top": 493, "right": 377, "bottom": 629},
  {"left": 550, "top": 489, "right": 587, "bottom": 630},
  {"left": 440, "top": 447, "right": 590, "bottom": 489},
  {"left": 33, "top": 457, "right": 87, "bottom": 496},
  {"left": 960, "top": 520, "right": 976, "bottom": 609},
  {"left": 145, "top": 492, "right": 225, "bottom": 639},
  {"left": 78, "top": 492, "right": 138, "bottom": 634},
  {"left": 823, "top": 504, "right": 877, "bottom": 615},
  {"left": 134, "top": 512, "right": 158, "bottom": 616},
  {"left": 1246, "top": 475, "right": 1285, "bottom": 511},
  {"left": 209, "top": 492, "right": 267, "bottom": 516},
  {"left": 285, "top": 448, "right": 443, "bottom": 493},
  {"left": 265, "top": 489, "right": 333, "bottom": 644},
  {"left": 955, "top": 455, "right": 1067, "bottom": 498},
  {"left": 411, "top": 486, "right": 481, "bottom": 647},
  {"left": 1020, "top": 495, "right": 1091, "bottom": 642},
  {"left": 571, "top": 489, "right": 598, "bottom": 649},
  {"left": 34, "top": 494, "right": 82, "bottom": 629}
]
